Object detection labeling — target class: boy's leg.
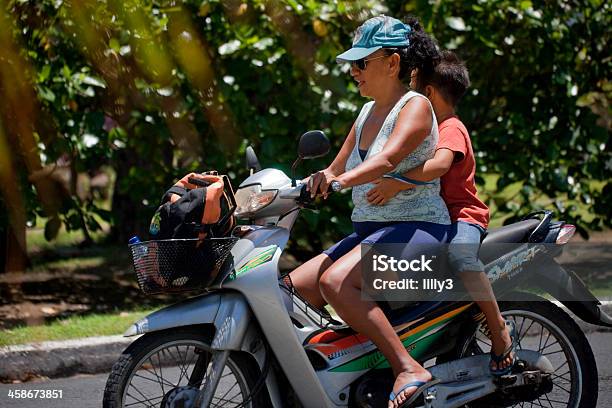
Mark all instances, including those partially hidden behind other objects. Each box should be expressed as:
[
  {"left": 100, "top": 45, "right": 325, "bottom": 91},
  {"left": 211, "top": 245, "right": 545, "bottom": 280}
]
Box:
[
  {"left": 449, "top": 222, "right": 514, "bottom": 372},
  {"left": 457, "top": 272, "right": 513, "bottom": 371}
]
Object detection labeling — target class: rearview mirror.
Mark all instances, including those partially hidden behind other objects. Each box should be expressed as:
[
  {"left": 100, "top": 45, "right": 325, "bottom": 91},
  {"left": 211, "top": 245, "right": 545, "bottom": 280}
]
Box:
[
  {"left": 291, "top": 130, "right": 331, "bottom": 186},
  {"left": 245, "top": 146, "right": 261, "bottom": 174},
  {"left": 298, "top": 130, "right": 330, "bottom": 160}
]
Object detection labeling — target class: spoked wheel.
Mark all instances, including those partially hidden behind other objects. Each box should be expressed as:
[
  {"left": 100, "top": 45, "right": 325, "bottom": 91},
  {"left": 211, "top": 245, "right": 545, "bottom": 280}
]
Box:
[
  {"left": 103, "top": 328, "right": 268, "bottom": 408},
  {"left": 457, "top": 294, "right": 598, "bottom": 408}
]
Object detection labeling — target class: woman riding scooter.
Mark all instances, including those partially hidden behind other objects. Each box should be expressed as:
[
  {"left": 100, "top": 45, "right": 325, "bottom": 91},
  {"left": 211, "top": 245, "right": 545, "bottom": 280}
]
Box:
[{"left": 290, "top": 16, "right": 449, "bottom": 408}]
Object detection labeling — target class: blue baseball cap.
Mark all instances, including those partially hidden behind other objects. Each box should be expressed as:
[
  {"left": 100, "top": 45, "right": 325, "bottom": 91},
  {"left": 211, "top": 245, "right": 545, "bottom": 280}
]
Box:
[{"left": 336, "top": 15, "right": 412, "bottom": 63}]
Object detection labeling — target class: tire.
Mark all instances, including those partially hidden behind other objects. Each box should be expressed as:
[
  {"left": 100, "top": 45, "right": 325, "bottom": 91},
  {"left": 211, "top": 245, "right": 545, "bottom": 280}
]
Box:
[
  {"left": 452, "top": 293, "right": 598, "bottom": 408},
  {"left": 103, "top": 327, "right": 269, "bottom": 408}
]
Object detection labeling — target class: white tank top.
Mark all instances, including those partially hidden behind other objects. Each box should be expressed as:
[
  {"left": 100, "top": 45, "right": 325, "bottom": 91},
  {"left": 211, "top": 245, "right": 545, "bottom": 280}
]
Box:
[{"left": 346, "top": 91, "right": 450, "bottom": 224}]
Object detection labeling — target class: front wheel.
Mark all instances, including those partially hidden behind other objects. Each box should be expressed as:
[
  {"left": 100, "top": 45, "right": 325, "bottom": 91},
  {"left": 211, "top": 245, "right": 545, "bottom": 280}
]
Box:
[
  {"left": 103, "top": 327, "right": 268, "bottom": 408},
  {"left": 456, "top": 293, "right": 598, "bottom": 408}
]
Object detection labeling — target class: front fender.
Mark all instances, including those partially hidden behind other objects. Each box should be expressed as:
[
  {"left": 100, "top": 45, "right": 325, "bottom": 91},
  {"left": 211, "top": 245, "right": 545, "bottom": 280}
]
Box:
[
  {"left": 125, "top": 291, "right": 252, "bottom": 350},
  {"left": 124, "top": 292, "right": 222, "bottom": 336}
]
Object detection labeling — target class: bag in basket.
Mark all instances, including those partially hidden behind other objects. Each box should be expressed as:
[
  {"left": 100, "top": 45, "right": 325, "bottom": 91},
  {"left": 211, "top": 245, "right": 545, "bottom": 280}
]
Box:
[{"left": 148, "top": 171, "right": 236, "bottom": 240}]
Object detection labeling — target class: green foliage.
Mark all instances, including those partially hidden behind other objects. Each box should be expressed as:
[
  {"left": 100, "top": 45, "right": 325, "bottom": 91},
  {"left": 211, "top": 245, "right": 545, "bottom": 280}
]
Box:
[
  {"left": 390, "top": 0, "right": 611, "bottom": 234},
  {"left": 1, "top": 0, "right": 610, "bottom": 258}
]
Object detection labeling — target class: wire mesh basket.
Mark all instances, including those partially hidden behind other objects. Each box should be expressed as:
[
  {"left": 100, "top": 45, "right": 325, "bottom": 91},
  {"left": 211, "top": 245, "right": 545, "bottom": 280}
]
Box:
[{"left": 129, "top": 237, "right": 238, "bottom": 294}]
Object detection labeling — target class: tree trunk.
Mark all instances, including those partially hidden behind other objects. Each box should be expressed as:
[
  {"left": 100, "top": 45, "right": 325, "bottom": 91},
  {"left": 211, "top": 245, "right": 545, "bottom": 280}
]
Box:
[
  {"left": 0, "top": 228, "right": 6, "bottom": 274},
  {"left": 110, "top": 148, "right": 143, "bottom": 244},
  {"left": 4, "top": 224, "right": 28, "bottom": 273}
]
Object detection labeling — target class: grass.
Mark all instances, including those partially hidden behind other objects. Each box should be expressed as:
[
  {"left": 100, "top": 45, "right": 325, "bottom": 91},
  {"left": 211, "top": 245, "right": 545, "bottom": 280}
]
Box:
[
  {"left": 29, "top": 256, "right": 109, "bottom": 273},
  {"left": 0, "top": 309, "right": 156, "bottom": 347},
  {"left": 27, "top": 223, "right": 109, "bottom": 254},
  {"left": 589, "top": 287, "right": 612, "bottom": 301}
]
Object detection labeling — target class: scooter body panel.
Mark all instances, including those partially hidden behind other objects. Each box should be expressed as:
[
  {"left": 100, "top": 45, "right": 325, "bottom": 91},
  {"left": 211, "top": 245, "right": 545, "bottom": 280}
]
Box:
[{"left": 224, "top": 227, "right": 342, "bottom": 407}]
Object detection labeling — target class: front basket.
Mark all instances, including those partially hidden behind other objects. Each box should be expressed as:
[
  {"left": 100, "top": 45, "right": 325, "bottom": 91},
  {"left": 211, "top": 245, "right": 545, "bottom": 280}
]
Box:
[{"left": 129, "top": 237, "right": 238, "bottom": 294}]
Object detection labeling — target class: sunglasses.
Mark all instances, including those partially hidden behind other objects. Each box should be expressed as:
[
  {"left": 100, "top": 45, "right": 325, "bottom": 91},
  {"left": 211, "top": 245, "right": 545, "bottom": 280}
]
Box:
[{"left": 351, "top": 54, "right": 389, "bottom": 70}]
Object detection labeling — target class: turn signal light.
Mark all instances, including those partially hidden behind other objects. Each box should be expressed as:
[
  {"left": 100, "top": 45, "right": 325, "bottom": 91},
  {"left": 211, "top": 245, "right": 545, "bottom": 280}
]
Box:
[{"left": 556, "top": 224, "right": 576, "bottom": 245}]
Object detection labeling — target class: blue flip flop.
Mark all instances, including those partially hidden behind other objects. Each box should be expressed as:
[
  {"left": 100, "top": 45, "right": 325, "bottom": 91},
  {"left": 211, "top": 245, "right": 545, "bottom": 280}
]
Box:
[
  {"left": 389, "top": 378, "right": 440, "bottom": 408},
  {"left": 490, "top": 320, "right": 518, "bottom": 376}
]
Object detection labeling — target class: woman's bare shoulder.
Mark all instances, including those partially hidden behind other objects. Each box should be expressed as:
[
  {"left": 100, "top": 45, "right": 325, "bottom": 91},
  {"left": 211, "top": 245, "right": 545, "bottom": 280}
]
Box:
[
  {"left": 397, "top": 95, "right": 432, "bottom": 123},
  {"left": 401, "top": 93, "right": 431, "bottom": 112}
]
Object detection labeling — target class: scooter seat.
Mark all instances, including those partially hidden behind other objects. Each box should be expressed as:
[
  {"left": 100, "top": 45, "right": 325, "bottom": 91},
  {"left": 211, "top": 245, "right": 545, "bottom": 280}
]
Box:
[
  {"left": 479, "top": 219, "right": 540, "bottom": 264},
  {"left": 481, "top": 219, "right": 540, "bottom": 246}
]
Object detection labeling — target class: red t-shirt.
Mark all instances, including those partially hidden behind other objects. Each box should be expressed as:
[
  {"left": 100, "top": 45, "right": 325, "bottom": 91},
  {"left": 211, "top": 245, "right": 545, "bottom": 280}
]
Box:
[{"left": 437, "top": 117, "right": 489, "bottom": 228}]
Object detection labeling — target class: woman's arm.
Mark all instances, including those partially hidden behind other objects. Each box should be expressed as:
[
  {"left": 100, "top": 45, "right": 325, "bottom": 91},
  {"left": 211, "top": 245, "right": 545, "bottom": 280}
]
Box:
[
  {"left": 335, "top": 97, "right": 432, "bottom": 189},
  {"left": 328, "top": 122, "right": 357, "bottom": 176},
  {"left": 307, "top": 122, "right": 356, "bottom": 196}
]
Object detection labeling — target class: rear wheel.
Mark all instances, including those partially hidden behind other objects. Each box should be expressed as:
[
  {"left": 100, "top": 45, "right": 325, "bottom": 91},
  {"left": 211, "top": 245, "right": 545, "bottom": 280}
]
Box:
[
  {"left": 103, "top": 327, "right": 268, "bottom": 407},
  {"left": 454, "top": 294, "right": 598, "bottom": 408}
]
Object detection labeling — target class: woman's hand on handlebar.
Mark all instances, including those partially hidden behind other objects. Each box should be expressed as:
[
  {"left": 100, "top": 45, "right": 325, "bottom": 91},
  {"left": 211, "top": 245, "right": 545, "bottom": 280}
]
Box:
[{"left": 306, "top": 168, "right": 336, "bottom": 199}]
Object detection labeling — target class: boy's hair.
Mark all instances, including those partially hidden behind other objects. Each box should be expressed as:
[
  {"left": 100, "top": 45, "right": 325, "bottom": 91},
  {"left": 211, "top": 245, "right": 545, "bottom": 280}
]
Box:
[
  {"left": 421, "top": 50, "right": 470, "bottom": 107},
  {"left": 383, "top": 17, "right": 441, "bottom": 83}
]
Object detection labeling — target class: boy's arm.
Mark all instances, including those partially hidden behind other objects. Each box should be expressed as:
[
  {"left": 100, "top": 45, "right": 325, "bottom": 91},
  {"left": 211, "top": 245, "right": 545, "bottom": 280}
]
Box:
[
  {"left": 384, "top": 148, "right": 456, "bottom": 185},
  {"left": 389, "top": 122, "right": 468, "bottom": 184},
  {"left": 367, "top": 148, "right": 455, "bottom": 205},
  {"left": 401, "top": 148, "right": 456, "bottom": 182}
]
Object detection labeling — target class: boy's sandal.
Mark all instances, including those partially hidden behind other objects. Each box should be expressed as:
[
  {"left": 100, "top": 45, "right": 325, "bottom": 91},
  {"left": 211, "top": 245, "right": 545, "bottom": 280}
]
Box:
[
  {"left": 389, "top": 377, "right": 440, "bottom": 408},
  {"left": 490, "top": 320, "right": 518, "bottom": 376}
]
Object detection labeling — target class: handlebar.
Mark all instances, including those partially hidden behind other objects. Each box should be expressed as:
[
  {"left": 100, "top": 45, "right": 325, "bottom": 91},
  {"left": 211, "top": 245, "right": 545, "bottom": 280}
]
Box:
[
  {"left": 296, "top": 182, "right": 335, "bottom": 205},
  {"left": 298, "top": 183, "right": 312, "bottom": 203}
]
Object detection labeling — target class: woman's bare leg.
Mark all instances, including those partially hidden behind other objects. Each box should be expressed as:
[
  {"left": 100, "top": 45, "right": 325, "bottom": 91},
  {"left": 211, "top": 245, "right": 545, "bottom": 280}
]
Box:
[
  {"left": 319, "top": 245, "right": 431, "bottom": 408},
  {"left": 458, "top": 271, "right": 513, "bottom": 371},
  {"left": 288, "top": 253, "right": 334, "bottom": 309}
]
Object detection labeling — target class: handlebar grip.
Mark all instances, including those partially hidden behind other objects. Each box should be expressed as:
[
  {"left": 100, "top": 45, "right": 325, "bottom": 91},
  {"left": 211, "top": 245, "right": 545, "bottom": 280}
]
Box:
[
  {"left": 298, "top": 182, "right": 335, "bottom": 204},
  {"left": 299, "top": 183, "right": 312, "bottom": 203}
]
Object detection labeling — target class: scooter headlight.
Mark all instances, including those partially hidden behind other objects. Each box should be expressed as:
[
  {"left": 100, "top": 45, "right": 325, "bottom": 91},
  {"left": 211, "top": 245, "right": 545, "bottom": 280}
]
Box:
[{"left": 234, "top": 184, "right": 278, "bottom": 217}]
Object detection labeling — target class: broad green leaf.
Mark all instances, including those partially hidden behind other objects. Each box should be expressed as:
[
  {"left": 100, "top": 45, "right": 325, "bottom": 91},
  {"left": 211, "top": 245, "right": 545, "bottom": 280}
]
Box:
[
  {"left": 81, "top": 75, "right": 107, "bottom": 88},
  {"left": 109, "top": 38, "right": 120, "bottom": 52},
  {"left": 44, "top": 217, "right": 62, "bottom": 241},
  {"left": 38, "top": 86, "right": 56, "bottom": 102},
  {"left": 38, "top": 65, "right": 51, "bottom": 82}
]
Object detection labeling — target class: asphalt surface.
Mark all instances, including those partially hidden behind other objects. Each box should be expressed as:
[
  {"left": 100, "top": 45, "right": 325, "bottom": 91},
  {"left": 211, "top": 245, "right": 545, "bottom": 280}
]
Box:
[{"left": 0, "top": 330, "right": 610, "bottom": 408}]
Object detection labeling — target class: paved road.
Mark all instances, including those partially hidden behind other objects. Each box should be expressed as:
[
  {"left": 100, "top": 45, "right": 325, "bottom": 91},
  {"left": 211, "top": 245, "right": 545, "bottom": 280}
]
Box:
[{"left": 1, "top": 331, "right": 611, "bottom": 408}]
